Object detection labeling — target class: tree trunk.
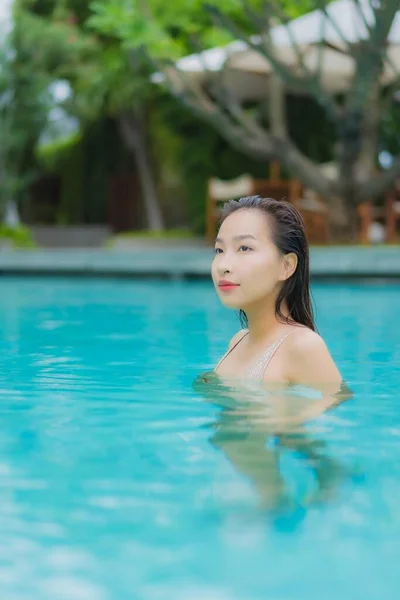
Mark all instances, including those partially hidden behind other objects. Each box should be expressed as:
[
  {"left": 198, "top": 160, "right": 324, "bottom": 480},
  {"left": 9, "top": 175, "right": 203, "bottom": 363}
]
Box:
[
  {"left": 154, "top": 1, "right": 400, "bottom": 243},
  {"left": 327, "top": 193, "right": 361, "bottom": 243},
  {"left": 118, "top": 111, "right": 164, "bottom": 231},
  {"left": 268, "top": 73, "right": 287, "bottom": 138},
  {"left": 357, "top": 77, "right": 381, "bottom": 184}
]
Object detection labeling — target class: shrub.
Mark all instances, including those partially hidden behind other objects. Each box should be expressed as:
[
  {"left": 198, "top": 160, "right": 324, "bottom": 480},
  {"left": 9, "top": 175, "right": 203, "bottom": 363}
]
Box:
[{"left": 0, "top": 225, "right": 37, "bottom": 248}]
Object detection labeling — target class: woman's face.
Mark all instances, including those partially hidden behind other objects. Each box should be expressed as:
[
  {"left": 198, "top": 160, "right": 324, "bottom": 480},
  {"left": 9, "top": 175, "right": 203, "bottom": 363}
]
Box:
[{"left": 211, "top": 209, "right": 295, "bottom": 311}]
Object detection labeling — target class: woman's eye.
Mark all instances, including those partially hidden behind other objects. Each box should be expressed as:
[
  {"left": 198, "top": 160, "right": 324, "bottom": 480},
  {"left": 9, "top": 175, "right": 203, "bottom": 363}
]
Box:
[
  {"left": 215, "top": 248, "right": 223, "bottom": 254},
  {"left": 239, "top": 245, "right": 252, "bottom": 252}
]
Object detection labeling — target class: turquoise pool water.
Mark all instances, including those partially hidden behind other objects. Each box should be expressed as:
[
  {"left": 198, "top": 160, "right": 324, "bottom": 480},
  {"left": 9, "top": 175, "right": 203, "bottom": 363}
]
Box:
[{"left": 0, "top": 277, "right": 399, "bottom": 600}]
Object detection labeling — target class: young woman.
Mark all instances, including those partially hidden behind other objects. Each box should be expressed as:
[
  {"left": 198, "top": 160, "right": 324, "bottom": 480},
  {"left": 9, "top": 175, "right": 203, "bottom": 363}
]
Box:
[
  {"left": 211, "top": 195, "right": 342, "bottom": 392},
  {"left": 194, "top": 196, "right": 354, "bottom": 515}
]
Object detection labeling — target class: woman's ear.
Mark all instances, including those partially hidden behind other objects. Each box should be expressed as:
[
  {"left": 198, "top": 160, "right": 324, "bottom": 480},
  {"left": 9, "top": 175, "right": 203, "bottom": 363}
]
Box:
[{"left": 279, "top": 252, "right": 298, "bottom": 281}]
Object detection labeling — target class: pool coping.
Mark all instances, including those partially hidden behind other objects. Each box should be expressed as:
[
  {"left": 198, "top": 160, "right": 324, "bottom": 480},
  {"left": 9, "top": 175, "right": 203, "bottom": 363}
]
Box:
[{"left": 0, "top": 247, "right": 399, "bottom": 279}]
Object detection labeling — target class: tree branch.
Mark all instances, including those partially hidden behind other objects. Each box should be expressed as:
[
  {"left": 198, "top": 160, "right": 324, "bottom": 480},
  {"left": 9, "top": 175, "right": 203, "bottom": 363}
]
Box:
[
  {"left": 147, "top": 53, "right": 275, "bottom": 149},
  {"left": 272, "top": 137, "right": 339, "bottom": 199},
  {"left": 331, "top": 0, "right": 398, "bottom": 193},
  {"left": 145, "top": 52, "right": 339, "bottom": 202},
  {"left": 352, "top": 0, "right": 373, "bottom": 36},
  {"left": 348, "top": 0, "right": 398, "bottom": 114},
  {"left": 185, "top": 32, "right": 275, "bottom": 141},
  {"left": 261, "top": 0, "right": 327, "bottom": 82},
  {"left": 204, "top": 3, "right": 341, "bottom": 122},
  {"left": 386, "top": 58, "right": 400, "bottom": 82},
  {"left": 206, "top": 3, "right": 302, "bottom": 83},
  {"left": 238, "top": 0, "right": 268, "bottom": 32},
  {"left": 136, "top": 0, "right": 400, "bottom": 214},
  {"left": 315, "top": 0, "right": 352, "bottom": 53},
  {"left": 358, "top": 156, "right": 400, "bottom": 201}
]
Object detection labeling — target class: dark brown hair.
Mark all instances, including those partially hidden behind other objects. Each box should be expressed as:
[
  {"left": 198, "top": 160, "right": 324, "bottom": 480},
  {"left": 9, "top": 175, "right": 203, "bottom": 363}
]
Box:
[{"left": 219, "top": 195, "right": 316, "bottom": 331}]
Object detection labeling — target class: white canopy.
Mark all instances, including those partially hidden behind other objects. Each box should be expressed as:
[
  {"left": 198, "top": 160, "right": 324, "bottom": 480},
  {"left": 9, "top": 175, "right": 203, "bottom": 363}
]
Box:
[{"left": 155, "top": 0, "right": 400, "bottom": 98}]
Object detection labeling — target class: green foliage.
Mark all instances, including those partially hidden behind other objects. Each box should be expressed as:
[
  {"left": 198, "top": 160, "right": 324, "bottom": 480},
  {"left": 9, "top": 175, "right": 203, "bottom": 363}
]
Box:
[
  {"left": 88, "top": 0, "right": 316, "bottom": 58},
  {"left": 108, "top": 227, "right": 194, "bottom": 242},
  {"left": 88, "top": 0, "right": 230, "bottom": 58},
  {"left": 14, "top": 0, "right": 399, "bottom": 236},
  {"left": 150, "top": 90, "right": 334, "bottom": 233},
  {"left": 23, "top": 2, "right": 169, "bottom": 132},
  {"left": 85, "top": 0, "right": 335, "bottom": 234},
  {"left": 15, "top": 6, "right": 96, "bottom": 78},
  {"left": 0, "top": 225, "right": 37, "bottom": 248},
  {"left": 36, "top": 131, "right": 82, "bottom": 169},
  {"left": 0, "top": 28, "right": 48, "bottom": 207},
  {"left": 382, "top": 94, "right": 400, "bottom": 157},
  {"left": 35, "top": 131, "right": 86, "bottom": 224},
  {"left": 35, "top": 116, "right": 129, "bottom": 225},
  {"left": 0, "top": 0, "right": 97, "bottom": 212}
]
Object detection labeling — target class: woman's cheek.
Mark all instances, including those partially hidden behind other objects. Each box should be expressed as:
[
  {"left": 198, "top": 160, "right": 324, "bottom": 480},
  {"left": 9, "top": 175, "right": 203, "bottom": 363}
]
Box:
[
  {"left": 252, "top": 256, "right": 279, "bottom": 290},
  {"left": 211, "top": 259, "right": 218, "bottom": 282}
]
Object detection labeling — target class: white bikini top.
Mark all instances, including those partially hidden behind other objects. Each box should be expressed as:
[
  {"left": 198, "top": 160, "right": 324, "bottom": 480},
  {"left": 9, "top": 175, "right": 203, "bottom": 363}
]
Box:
[{"left": 214, "top": 330, "right": 292, "bottom": 381}]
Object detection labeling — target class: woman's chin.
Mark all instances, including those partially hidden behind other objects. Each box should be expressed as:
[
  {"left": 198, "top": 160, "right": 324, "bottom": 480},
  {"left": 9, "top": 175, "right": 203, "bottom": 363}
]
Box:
[
  {"left": 216, "top": 287, "right": 248, "bottom": 310},
  {"left": 218, "top": 296, "right": 243, "bottom": 310}
]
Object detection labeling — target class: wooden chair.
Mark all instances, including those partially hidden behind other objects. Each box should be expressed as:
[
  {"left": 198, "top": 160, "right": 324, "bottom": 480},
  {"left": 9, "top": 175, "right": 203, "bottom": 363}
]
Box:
[
  {"left": 358, "top": 191, "right": 400, "bottom": 244},
  {"left": 314, "top": 162, "right": 400, "bottom": 244},
  {"left": 253, "top": 178, "right": 302, "bottom": 204},
  {"left": 296, "top": 191, "right": 330, "bottom": 244},
  {"left": 205, "top": 174, "right": 255, "bottom": 243},
  {"left": 205, "top": 174, "right": 305, "bottom": 243},
  {"left": 266, "top": 161, "right": 330, "bottom": 243},
  {"left": 385, "top": 186, "right": 400, "bottom": 243},
  {"left": 357, "top": 202, "right": 373, "bottom": 244},
  {"left": 205, "top": 170, "right": 331, "bottom": 244},
  {"left": 252, "top": 179, "right": 333, "bottom": 245}
]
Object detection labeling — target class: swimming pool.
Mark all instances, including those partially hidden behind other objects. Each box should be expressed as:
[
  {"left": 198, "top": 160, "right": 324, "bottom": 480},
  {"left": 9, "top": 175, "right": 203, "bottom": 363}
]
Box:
[{"left": 0, "top": 277, "right": 399, "bottom": 600}]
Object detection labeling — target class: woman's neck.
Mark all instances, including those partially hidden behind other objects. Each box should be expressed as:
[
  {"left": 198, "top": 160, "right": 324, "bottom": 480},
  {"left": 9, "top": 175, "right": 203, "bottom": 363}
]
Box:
[{"left": 245, "top": 297, "right": 291, "bottom": 346}]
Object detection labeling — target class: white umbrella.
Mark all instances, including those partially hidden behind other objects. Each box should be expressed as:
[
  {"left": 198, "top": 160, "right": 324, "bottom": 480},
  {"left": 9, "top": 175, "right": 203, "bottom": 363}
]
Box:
[{"left": 156, "top": 0, "right": 400, "bottom": 98}]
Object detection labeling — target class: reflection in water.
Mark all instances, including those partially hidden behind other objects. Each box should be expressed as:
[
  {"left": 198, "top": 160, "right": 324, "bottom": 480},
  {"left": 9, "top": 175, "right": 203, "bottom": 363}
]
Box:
[{"left": 194, "top": 372, "right": 355, "bottom": 528}]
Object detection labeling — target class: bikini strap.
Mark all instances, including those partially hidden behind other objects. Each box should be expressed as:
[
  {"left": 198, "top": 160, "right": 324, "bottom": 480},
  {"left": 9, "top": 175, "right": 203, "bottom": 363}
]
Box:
[
  {"left": 214, "top": 330, "right": 249, "bottom": 373},
  {"left": 246, "top": 332, "right": 292, "bottom": 380}
]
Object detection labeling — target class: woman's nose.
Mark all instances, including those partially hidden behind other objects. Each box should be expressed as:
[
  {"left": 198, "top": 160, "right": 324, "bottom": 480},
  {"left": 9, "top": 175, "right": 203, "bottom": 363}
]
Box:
[{"left": 217, "top": 257, "right": 232, "bottom": 275}]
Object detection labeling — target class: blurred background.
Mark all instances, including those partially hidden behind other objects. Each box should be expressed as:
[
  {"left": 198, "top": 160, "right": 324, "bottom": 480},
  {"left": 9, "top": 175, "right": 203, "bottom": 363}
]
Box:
[
  {"left": 1, "top": 5, "right": 400, "bottom": 598},
  {"left": 0, "top": 0, "right": 399, "bottom": 250}
]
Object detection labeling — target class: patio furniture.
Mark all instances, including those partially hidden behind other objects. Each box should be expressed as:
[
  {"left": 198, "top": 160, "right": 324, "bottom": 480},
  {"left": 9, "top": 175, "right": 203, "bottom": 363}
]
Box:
[
  {"left": 385, "top": 186, "right": 400, "bottom": 243},
  {"left": 306, "top": 162, "right": 397, "bottom": 244},
  {"left": 205, "top": 157, "right": 399, "bottom": 245},
  {"left": 205, "top": 174, "right": 254, "bottom": 243},
  {"left": 205, "top": 171, "right": 328, "bottom": 244},
  {"left": 359, "top": 188, "right": 400, "bottom": 244},
  {"left": 296, "top": 191, "right": 330, "bottom": 245}
]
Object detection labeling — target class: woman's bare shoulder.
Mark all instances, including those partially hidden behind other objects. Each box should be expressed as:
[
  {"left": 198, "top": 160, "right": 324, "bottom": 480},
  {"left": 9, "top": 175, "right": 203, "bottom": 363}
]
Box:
[
  {"left": 287, "top": 326, "right": 327, "bottom": 352},
  {"left": 228, "top": 328, "right": 249, "bottom": 349},
  {"left": 285, "top": 326, "right": 342, "bottom": 385}
]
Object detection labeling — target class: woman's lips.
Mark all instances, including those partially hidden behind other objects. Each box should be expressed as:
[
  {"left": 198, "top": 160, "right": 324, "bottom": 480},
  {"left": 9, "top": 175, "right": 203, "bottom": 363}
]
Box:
[{"left": 218, "top": 281, "right": 240, "bottom": 292}]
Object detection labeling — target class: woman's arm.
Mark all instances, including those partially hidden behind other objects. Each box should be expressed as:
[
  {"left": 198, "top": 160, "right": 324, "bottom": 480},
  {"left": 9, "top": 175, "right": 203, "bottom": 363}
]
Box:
[
  {"left": 255, "top": 329, "right": 352, "bottom": 434},
  {"left": 285, "top": 329, "right": 343, "bottom": 391}
]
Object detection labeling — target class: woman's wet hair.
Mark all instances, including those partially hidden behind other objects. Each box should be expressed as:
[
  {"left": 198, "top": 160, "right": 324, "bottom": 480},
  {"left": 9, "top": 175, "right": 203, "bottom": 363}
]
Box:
[{"left": 219, "top": 195, "right": 316, "bottom": 331}]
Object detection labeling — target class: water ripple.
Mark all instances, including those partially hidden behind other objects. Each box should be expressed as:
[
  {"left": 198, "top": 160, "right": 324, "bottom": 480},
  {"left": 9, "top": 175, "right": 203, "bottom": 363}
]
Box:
[{"left": 0, "top": 277, "right": 399, "bottom": 599}]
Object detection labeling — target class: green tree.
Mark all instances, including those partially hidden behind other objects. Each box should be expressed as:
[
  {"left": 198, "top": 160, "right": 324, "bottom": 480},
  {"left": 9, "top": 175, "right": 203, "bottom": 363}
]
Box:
[
  {"left": 0, "top": 2, "right": 93, "bottom": 222},
  {"left": 22, "top": 0, "right": 166, "bottom": 230},
  {"left": 87, "top": 0, "right": 310, "bottom": 231},
  {"left": 0, "top": 16, "right": 49, "bottom": 220},
  {"left": 89, "top": 0, "right": 400, "bottom": 240}
]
